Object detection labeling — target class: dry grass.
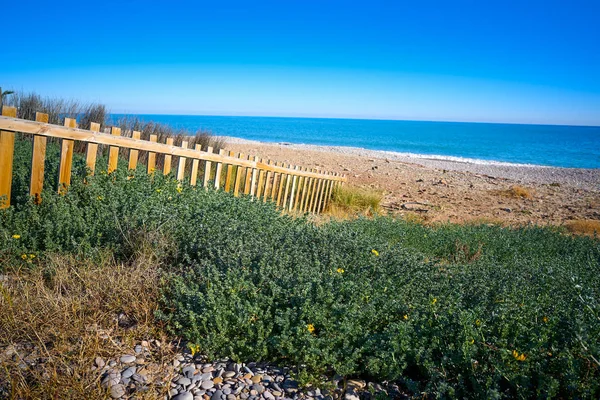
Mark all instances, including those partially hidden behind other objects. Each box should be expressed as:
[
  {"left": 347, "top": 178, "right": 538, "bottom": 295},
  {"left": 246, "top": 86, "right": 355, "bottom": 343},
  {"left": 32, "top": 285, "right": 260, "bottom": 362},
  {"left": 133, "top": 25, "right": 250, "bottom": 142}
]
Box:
[
  {"left": 494, "top": 185, "right": 535, "bottom": 200},
  {"left": 0, "top": 233, "right": 175, "bottom": 399},
  {"left": 565, "top": 219, "right": 600, "bottom": 236},
  {"left": 325, "top": 185, "right": 383, "bottom": 219}
]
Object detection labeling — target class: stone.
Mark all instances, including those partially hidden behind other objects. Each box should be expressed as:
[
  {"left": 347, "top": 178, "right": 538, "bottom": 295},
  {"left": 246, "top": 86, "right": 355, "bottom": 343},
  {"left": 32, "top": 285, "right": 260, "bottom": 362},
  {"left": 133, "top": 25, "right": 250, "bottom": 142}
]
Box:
[
  {"left": 173, "top": 392, "right": 194, "bottom": 400},
  {"left": 178, "top": 377, "right": 192, "bottom": 386},
  {"left": 132, "top": 373, "right": 147, "bottom": 383},
  {"left": 223, "top": 371, "right": 236, "bottom": 379},
  {"left": 227, "top": 395, "right": 236, "bottom": 400},
  {"left": 110, "top": 384, "right": 126, "bottom": 399},
  {"left": 101, "top": 372, "right": 121, "bottom": 388},
  {"left": 250, "top": 384, "right": 264, "bottom": 393},
  {"left": 270, "top": 383, "right": 282, "bottom": 392},
  {"left": 222, "top": 387, "right": 231, "bottom": 395},
  {"left": 250, "top": 375, "right": 262, "bottom": 384},
  {"left": 347, "top": 380, "right": 365, "bottom": 389},
  {"left": 121, "top": 366, "right": 136, "bottom": 379},
  {"left": 272, "top": 391, "right": 282, "bottom": 397},
  {"left": 134, "top": 345, "right": 143, "bottom": 354},
  {"left": 120, "top": 355, "right": 136, "bottom": 364},
  {"left": 201, "top": 380, "right": 215, "bottom": 390},
  {"left": 344, "top": 391, "right": 360, "bottom": 400},
  {"left": 211, "top": 389, "right": 223, "bottom": 400},
  {"left": 183, "top": 365, "right": 196, "bottom": 378},
  {"left": 213, "top": 377, "right": 223, "bottom": 384},
  {"left": 242, "top": 373, "right": 253, "bottom": 380},
  {"left": 203, "top": 366, "right": 215, "bottom": 373},
  {"left": 95, "top": 357, "right": 106, "bottom": 368},
  {"left": 250, "top": 390, "right": 258, "bottom": 396},
  {"left": 263, "top": 391, "right": 275, "bottom": 400}
]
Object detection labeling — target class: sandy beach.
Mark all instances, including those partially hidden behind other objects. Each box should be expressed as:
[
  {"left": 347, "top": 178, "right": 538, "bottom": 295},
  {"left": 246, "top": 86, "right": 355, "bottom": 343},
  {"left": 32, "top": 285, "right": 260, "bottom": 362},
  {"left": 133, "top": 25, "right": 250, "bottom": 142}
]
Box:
[{"left": 224, "top": 137, "right": 600, "bottom": 226}]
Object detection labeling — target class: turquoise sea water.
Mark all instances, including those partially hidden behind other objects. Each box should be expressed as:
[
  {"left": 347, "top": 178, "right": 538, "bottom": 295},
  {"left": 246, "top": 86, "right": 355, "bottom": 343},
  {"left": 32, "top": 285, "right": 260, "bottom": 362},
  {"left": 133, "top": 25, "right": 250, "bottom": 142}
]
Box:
[{"left": 111, "top": 115, "right": 600, "bottom": 169}]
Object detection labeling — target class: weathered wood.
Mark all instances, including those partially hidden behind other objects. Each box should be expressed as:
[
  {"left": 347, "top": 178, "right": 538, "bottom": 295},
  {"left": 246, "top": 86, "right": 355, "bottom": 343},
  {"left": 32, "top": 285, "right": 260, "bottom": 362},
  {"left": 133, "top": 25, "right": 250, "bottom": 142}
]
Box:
[
  {"left": 270, "top": 163, "right": 280, "bottom": 201},
  {"left": 203, "top": 146, "right": 213, "bottom": 188},
  {"left": 244, "top": 157, "right": 253, "bottom": 195},
  {"left": 263, "top": 160, "right": 273, "bottom": 203},
  {"left": 29, "top": 112, "right": 49, "bottom": 203},
  {"left": 307, "top": 171, "right": 319, "bottom": 212},
  {"left": 233, "top": 153, "right": 245, "bottom": 197},
  {"left": 224, "top": 150, "right": 235, "bottom": 192},
  {"left": 256, "top": 159, "right": 266, "bottom": 199},
  {"left": 282, "top": 164, "right": 293, "bottom": 209},
  {"left": 108, "top": 127, "right": 121, "bottom": 173},
  {"left": 293, "top": 168, "right": 305, "bottom": 211},
  {"left": 288, "top": 166, "right": 299, "bottom": 211},
  {"left": 316, "top": 175, "right": 328, "bottom": 213},
  {"left": 0, "top": 116, "right": 347, "bottom": 182},
  {"left": 322, "top": 174, "right": 334, "bottom": 212},
  {"left": 128, "top": 131, "right": 141, "bottom": 170},
  {"left": 214, "top": 149, "right": 226, "bottom": 189},
  {"left": 85, "top": 122, "right": 100, "bottom": 175},
  {"left": 190, "top": 144, "right": 201, "bottom": 186},
  {"left": 58, "top": 118, "right": 76, "bottom": 193},
  {"left": 147, "top": 134, "right": 158, "bottom": 174},
  {"left": 0, "top": 106, "right": 17, "bottom": 208},
  {"left": 163, "top": 137, "right": 174, "bottom": 175},
  {"left": 314, "top": 178, "right": 326, "bottom": 213},
  {"left": 250, "top": 156, "right": 259, "bottom": 197},
  {"left": 177, "top": 141, "right": 188, "bottom": 182},
  {"left": 276, "top": 165, "right": 287, "bottom": 207}
]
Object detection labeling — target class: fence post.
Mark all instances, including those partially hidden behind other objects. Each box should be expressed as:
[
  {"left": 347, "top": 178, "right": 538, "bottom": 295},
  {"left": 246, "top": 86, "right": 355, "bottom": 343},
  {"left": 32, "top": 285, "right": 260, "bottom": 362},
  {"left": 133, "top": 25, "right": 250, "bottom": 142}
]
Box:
[
  {"left": 128, "top": 131, "right": 141, "bottom": 170},
  {"left": 108, "top": 127, "right": 121, "bottom": 174},
  {"left": 0, "top": 106, "right": 17, "bottom": 208},
  {"left": 214, "top": 149, "right": 225, "bottom": 190},
  {"left": 234, "top": 153, "right": 245, "bottom": 196},
  {"left": 58, "top": 118, "right": 76, "bottom": 193},
  {"left": 270, "top": 162, "right": 280, "bottom": 201},
  {"left": 256, "top": 159, "right": 266, "bottom": 199},
  {"left": 288, "top": 166, "right": 299, "bottom": 211},
  {"left": 163, "top": 137, "right": 174, "bottom": 175},
  {"left": 85, "top": 122, "right": 100, "bottom": 175},
  {"left": 29, "top": 112, "right": 49, "bottom": 203},
  {"left": 225, "top": 151, "right": 235, "bottom": 192},
  {"left": 203, "top": 146, "right": 213, "bottom": 188},
  {"left": 176, "top": 141, "right": 188, "bottom": 182},
  {"left": 190, "top": 144, "right": 201, "bottom": 186},
  {"left": 147, "top": 134, "right": 158, "bottom": 174}
]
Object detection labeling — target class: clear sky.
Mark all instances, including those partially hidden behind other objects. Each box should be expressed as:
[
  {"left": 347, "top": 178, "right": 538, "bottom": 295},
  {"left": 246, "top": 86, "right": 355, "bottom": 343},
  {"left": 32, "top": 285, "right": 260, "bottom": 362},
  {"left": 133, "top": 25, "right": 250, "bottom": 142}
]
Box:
[{"left": 2, "top": 0, "right": 599, "bottom": 125}]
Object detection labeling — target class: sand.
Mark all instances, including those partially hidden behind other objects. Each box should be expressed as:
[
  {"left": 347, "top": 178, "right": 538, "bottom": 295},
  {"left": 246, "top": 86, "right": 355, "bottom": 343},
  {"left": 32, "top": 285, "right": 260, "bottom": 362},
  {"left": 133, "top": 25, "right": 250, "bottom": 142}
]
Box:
[{"left": 224, "top": 137, "right": 600, "bottom": 226}]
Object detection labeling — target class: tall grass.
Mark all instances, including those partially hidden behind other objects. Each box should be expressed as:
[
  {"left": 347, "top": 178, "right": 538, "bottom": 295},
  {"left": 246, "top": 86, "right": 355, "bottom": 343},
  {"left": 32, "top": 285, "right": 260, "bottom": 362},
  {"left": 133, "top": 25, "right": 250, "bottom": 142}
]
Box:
[{"left": 326, "top": 185, "right": 383, "bottom": 218}]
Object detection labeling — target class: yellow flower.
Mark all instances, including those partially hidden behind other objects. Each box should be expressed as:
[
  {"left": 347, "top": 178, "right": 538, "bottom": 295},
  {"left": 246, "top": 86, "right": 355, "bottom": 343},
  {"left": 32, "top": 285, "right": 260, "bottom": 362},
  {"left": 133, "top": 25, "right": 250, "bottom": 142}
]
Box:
[
  {"left": 176, "top": 186, "right": 183, "bottom": 194},
  {"left": 542, "top": 316, "right": 548, "bottom": 323},
  {"left": 187, "top": 343, "right": 201, "bottom": 357},
  {"left": 512, "top": 350, "right": 526, "bottom": 361},
  {"left": 29, "top": 254, "right": 35, "bottom": 259},
  {"left": 12, "top": 234, "right": 20, "bottom": 239},
  {"left": 469, "top": 339, "right": 475, "bottom": 345},
  {"left": 475, "top": 319, "right": 481, "bottom": 326},
  {"left": 403, "top": 314, "right": 409, "bottom": 320},
  {"left": 432, "top": 298, "right": 437, "bottom": 305},
  {"left": 336, "top": 268, "right": 345, "bottom": 274},
  {"left": 371, "top": 249, "right": 379, "bottom": 256},
  {"left": 307, "top": 324, "right": 315, "bottom": 333},
  {"left": 156, "top": 189, "right": 162, "bottom": 193},
  {"left": 97, "top": 196, "right": 103, "bottom": 200},
  {"left": 21, "top": 254, "right": 28, "bottom": 260}
]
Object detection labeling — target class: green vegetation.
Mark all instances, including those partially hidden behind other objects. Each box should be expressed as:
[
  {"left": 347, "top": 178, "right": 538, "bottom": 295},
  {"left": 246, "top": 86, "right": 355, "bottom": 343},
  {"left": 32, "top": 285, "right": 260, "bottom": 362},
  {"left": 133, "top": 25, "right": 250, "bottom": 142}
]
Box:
[
  {"left": 327, "top": 185, "right": 383, "bottom": 217},
  {"left": 1, "top": 135, "right": 599, "bottom": 398}
]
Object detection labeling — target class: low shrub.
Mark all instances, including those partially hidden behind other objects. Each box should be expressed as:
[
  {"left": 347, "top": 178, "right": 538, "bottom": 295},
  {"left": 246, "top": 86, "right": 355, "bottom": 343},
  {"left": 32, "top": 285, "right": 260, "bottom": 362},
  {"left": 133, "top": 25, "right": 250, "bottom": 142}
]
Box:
[{"left": 1, "top": 137, "right": 599, "bottom": 398}]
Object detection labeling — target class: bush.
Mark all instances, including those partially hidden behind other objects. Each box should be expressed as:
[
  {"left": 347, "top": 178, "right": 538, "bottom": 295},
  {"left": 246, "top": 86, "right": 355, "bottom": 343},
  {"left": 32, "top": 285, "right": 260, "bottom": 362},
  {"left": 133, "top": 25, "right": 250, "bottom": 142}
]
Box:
[{"left": 1, "top": 137, "right": 599, "bottom": 398}]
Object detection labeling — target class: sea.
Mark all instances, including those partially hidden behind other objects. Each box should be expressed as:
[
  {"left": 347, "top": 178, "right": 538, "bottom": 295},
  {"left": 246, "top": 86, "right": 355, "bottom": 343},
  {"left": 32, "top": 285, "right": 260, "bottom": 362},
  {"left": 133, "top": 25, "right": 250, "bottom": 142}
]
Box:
[{"left": 110, "top": 115, "right": 600, "bottom": 169}]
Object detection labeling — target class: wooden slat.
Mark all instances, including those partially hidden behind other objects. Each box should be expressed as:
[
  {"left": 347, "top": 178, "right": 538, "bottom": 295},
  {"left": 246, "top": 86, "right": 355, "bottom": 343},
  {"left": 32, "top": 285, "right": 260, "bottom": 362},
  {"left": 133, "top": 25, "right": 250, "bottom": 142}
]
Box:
[
  {"left": 263, "top": 160, "right": 273, "bottom": 203},
  {"left": 307, "top": 171, "right": 319, "bottom": 212},
  {"left": 300, "top": 171, "right": 312, "bottom": 213},
  {"left": 233, "top": 153, "right": 245, "bottom": 197},
  {"left": 282, "top": 164, "right": 293, "bottom": 209},
  {"left": 86, "top": 122, "right": 100, "bottom": 175},
  {"left": 177, "top": 141, "right": 188, "bottom": 182},
  {"left": 256, "top": 158, "right": 266, "bottom": 199},
  {"left": 288, "top": 166, "right": 299, "bottom": 211},
  {"left": 108, "top": 127, "right": 121, "bottom": 174},
  {"left": 128, "top": 131, "right": 141, "bottom": 170},
  {"left": 270, "top": 163, "right": 280, "bottom": 201},
  {"left": 293, "top": 168, "right": 305, "bottom": 211},
  {"left": 163, "top": 137, "right": 174, "bottom": 175},
  {"left": 313, "top": 178, "right": 325, "bottom": 213},
  {"left": 316, "top": 175, "right": 328, "bottom": 213},
  {"left": 0, "top": 106, "right": 17, "bottom": 208},
  {"left": 322, "top": 175, "right": 334, "bottom": 212},
  {"left": 214, "top": 149, "right": 225, "bottom": 190},
  {"left": 29, "top": 112, "right": 49, "bottom": 203},
  {"left": 244, "top": 157, "right": 253, "bottom": 195},
  {"left": 190, "top": 144, "right": 201, "bottom": 186},
  {"left": 276, "top": 165, "right": 287, "bottom": 207},
  {"left": 298, "top": 168, "right": 309, "bottom": 212},
  {"left": 249, "top": 156, "right": 259, "bottom": 197},
  {"left": 203, "top": 146, "right": 213, "bottom": 188},
  {"left": 147, "top": 134, "right": 158, "bottom": 174},
  {"left": 224, "top": 150, "right": 235, "bottom": 192},
  {"left": 0, "top": 116, "right": 347, "bottom": 182},
  {"left": 58, "top": 118, "right": 76, "bottom": 193}
]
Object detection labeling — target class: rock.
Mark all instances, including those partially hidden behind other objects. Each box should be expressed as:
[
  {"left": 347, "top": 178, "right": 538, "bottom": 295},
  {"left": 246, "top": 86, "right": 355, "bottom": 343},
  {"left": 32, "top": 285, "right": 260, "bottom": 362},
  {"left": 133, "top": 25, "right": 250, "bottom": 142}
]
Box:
[
  {"left": 101, "top": 372, "right": 121, "bottom": 388},
  {"left": 95, "top": 357, "right": 106, "bottom": 369},
  {"left": 183, "top": 365, "right": 196, "bottom": 378},
  {"left": 250, "top": 390, "right": 258, "bottom": 396},
  {"left": 250, "top": 384, "right": 264, "bottom": 393},
  {"left": 213, "top": 376, "right": 223, "bottom": 384},
  {"left": 134, "top": 345, "right": 143, "bottom": 354},
  {"left": 250, "top": 375, "right": 262, "bottom": 384},
  {"left": 500, "top": 207, "right": 512, "bottom": 213},
  {"left": 132, "top": 373, "right": 147, "bottom": 383},
  {"left": 177, "top": 377, "right": 192, "bottom": 386},
  {"left": 173, "top": 392, "right": 194, "bottom": 400},
  {"left": 263, "top": 391, "right": 275, "bottom": 400},
  {"left": 223, "top": 371, "right": 236, "bottom": 379},
  {"left": 211, "top": 389, "right": 223, "bottom": 400},
  {"left": 110, "top": 384, "right": 126, "bottom": 399},
  {"left": 121, "top": 366, "right": 136, "bottom": 379},
  {"left": 272, "top": 391, "right": 282, "bottom": 397},
  {"left": 344, "top": 391, "right": 360, "bottom": 400},
  {"left": 201, "top": 380, "right": 215, "bottom": 390},
  {"left": 120, "top": 355, "right": 136, "bottom": 364}
]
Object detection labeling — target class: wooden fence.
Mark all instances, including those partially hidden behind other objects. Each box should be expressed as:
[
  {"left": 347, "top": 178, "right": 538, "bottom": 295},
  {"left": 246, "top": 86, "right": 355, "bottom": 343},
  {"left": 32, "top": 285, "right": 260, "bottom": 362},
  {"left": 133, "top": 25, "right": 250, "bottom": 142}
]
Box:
[{"left": 0, "top": 106, "right": 346, "bottom": 213}]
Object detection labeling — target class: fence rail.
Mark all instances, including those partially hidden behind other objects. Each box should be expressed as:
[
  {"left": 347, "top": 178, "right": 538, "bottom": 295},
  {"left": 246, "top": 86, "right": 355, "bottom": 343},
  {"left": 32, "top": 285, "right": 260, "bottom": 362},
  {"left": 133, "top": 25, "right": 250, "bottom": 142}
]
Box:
[{"left": 0, "top": 106, "right": 346, "bottom": 213}]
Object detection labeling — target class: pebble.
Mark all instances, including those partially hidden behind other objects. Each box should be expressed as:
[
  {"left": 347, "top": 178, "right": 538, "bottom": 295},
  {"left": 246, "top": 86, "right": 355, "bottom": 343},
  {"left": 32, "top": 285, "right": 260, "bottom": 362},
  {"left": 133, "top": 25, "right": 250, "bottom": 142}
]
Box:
[
  {"left": 173, "top": 392, "right": 194, "bottom": 400},
  {"left": 211, "top": 389, "right": 223, "bottom": 400},
  {"left": 120, "top": 355, "right": 136, "bottom": 364},
  {"left": 95, "top": 357, "right": 105, "bottom": 368},
  {"left": 110, "top": 384, "right": 126, "bottom": 399},
  {"left": 122, "top": 366, "right": 136, "bottom": 379},
  {"left": 201, "top": 380, "right": 215, "bottom": 390},
  {"left": 177, "top": 377, "right": 192, "bottom": 386}
]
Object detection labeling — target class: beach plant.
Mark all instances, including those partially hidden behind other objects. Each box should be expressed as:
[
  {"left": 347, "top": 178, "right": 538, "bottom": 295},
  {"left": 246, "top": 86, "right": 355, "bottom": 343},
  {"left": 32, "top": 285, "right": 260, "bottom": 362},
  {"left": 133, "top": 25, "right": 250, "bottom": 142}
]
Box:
[{"left": 1, "top": 136, "right": 599, "bottom": 398}]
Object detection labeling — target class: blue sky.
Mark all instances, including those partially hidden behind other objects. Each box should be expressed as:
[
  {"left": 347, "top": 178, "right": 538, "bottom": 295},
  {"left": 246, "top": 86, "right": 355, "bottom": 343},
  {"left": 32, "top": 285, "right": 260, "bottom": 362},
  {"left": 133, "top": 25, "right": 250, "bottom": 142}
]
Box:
[{"left": 2, "top": 0, "right": 599, "bottom": 125}]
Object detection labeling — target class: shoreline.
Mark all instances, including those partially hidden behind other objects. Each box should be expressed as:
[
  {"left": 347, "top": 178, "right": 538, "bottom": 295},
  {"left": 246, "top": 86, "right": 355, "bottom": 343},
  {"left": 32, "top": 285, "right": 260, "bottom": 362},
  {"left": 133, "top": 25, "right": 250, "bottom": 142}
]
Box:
[{"left": 222, "top": 136, "right": 600, "bottom": 190}]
